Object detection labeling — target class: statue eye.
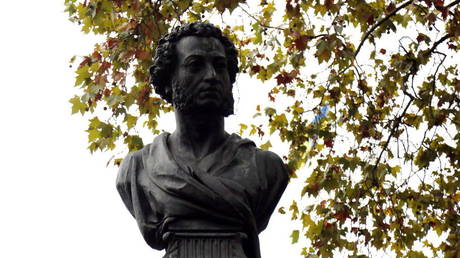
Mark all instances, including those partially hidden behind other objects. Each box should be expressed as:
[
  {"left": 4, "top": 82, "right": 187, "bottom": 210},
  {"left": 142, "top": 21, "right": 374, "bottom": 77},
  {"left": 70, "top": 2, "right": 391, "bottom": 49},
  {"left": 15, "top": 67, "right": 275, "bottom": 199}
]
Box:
[
  {"left": 214, "top": 61, "right": 227, "bottom": 70},
  {"left": 185, "top": 58, "right": 203, "bottom": 71}
]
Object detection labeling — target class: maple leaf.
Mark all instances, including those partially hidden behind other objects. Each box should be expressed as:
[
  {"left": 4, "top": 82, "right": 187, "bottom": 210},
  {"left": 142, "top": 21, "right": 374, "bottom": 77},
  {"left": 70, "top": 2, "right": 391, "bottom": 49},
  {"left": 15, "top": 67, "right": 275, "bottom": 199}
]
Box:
[
  {"left": 69, "top": 96, "right": 87, "bottom": 115},
  {"left": 385, "top": 3, "right": 396, "bottom": 14},
  {"left": 92, "top": 51, "right": 102, "bottom": 61},
  {"left": 107, "top": 39, "right": 118, "bottom": 48},
  {"left": 135, "top": 49, "right": 150, "bottom": 60},
  {"left": 98, "top": 61, "right": 111, "bottom": 74},
  {"left": 260, "top": 140, "right": 272, "bottom": 150},
  {"left": 112, "top": 71, "right": 124, "bottom": 82},
  {"left": 434, "top": 0, "right": 444, "bottom": 8},
  {"left": 214, "top": 0, "right": 241, "bottom": 13},
  {"left": 324, "top": 138, "right": 334, "bottom": 148},
  {"left": 366, "top": 14, "right": 375, "bottom": 25},
  {"left": 416, "top": 33, "right": 427, "bottom": 43},
  {"left": 294, "top": 34, "right": 309, "bottom": 51},
  {"left": 333, "top": 211, "right": 349, "bottom": 223},
  {"left": 275, "top": 70, "right": 299, "bottom": 85},
  {"left": 251, "top": 65, "right": 261, "bottom": 73},
  {"left": 78, "top": 56, "right": 91, "bottom": 68}
]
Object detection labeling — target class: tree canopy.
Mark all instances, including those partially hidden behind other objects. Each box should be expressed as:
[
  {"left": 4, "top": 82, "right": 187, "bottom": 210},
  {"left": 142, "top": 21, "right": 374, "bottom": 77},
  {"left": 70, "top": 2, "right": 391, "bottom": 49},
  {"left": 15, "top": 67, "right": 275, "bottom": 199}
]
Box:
[{"left": 65, "top": 0, "right": 460, "bottom": 256}]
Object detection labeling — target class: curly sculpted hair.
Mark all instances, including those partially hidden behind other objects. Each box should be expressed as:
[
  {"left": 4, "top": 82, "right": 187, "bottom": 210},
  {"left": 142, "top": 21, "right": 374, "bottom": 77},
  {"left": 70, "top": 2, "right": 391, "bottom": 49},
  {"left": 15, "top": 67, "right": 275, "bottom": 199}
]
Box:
[{"left": 149, "top": 22, "right": 239, "bottom": 103}]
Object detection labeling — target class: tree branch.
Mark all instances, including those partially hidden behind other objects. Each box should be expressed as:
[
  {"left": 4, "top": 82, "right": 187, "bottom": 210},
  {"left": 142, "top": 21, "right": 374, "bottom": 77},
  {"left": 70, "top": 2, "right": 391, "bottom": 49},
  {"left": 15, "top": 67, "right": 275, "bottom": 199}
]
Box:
[
  {"left": 370, "top": 74, "right": 414, "bottom": 186},
  {"left": 354, "top": 0, "right": 414, "bottom": 58},
  {"left": 446, "top": 0, "right": 460, "bottom": 8},
  {"left": 369, "top": 30, "right": 453, "bottom": 186},
  {"left": 424, "top": 33, "right": 453, "bottom": 57}
]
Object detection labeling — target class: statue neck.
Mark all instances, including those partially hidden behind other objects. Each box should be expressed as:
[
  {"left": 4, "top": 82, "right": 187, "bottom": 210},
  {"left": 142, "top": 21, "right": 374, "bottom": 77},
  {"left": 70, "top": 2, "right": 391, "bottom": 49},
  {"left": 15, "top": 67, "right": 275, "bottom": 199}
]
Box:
[{"left": 169, "top": 111, "right": 227, "bottom": 161}]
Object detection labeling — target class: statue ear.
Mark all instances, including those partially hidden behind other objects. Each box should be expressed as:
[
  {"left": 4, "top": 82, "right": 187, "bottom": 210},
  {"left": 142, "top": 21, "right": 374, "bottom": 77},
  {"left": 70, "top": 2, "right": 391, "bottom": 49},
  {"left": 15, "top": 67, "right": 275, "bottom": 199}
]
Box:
[
  {"left": 149, "top": 65, "right": 155, "bottom": 78},
  {"left": 164, "top": 83, "right": 172, "bottom": 99}
]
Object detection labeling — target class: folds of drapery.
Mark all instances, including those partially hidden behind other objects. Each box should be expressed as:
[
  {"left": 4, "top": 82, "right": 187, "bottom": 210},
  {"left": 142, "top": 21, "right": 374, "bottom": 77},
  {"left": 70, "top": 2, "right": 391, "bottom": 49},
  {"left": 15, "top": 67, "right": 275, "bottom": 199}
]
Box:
[{"left": 116, "top": 133, "right": 288, "bottom": 258}]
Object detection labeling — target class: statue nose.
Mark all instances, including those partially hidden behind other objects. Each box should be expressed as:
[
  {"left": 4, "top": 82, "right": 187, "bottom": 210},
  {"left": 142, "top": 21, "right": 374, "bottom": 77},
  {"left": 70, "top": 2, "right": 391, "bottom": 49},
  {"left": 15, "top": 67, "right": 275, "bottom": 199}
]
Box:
[{"left": 204, "top": 64, "right": 217, "bottom": 80}]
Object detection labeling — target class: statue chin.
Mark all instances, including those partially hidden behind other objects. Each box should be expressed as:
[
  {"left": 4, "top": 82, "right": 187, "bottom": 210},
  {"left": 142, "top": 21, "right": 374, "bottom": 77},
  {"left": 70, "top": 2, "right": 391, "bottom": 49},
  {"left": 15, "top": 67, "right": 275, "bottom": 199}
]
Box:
[{"left": 173, "top": 96, "right": 234, "bottom": 117}]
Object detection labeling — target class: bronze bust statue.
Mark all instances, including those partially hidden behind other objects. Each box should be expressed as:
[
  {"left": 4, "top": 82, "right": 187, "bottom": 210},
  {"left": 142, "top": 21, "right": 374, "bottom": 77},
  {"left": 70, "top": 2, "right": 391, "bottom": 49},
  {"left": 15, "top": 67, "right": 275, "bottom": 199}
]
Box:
[{"left": 116, "top": 22, "right": 288, "bottom": 258}]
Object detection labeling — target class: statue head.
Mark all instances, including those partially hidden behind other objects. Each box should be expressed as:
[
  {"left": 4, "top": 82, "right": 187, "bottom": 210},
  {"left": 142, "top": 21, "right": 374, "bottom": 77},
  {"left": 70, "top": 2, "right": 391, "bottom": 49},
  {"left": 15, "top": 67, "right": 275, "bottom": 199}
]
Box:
[{"left": 150, "top": 22, "right": 239, "bottom": 116}]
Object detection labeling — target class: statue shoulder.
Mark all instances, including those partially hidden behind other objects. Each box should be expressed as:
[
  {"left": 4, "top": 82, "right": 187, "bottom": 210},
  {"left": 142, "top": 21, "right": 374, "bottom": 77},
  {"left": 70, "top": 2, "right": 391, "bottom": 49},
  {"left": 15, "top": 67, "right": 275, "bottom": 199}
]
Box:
[
  {"left": 120, "top": 144, "right": 149, "bottom": 168},
  {"left": 254, "top": 148, "right": 289, "bottom": 182},
  {"left": 255, "top": 148, "right": 284, "bottom": 166},
  {"left": 230, "top": 133, "right": 287, "bottom": 176},
  {"left": 118, "top": 132, "right": 168, "bottom": 170},
  {"left": 251, "top": 148, "right": 289, "bottom": 233},
  {"left": 117, "top": 140, "right": 158, "bottom": 183},
  {"left": 117, "top": 132, "right": 170, "bottom": 182}
]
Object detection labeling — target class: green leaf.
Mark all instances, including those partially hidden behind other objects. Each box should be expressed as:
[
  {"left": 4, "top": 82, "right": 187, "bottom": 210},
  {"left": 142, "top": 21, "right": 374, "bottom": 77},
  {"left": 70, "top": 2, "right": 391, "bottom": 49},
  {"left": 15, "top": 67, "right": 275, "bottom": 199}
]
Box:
[
  {"left": 278, "top": 207, "right": 286, "bottom": 214},
  {"left": 124, "top": 135, "right": 144, "bottom": 152},
  {"left": 415, "top": 148, "right": 437, "bottom": 168},
  {"left": 290, "top": 230, "right": 299, "bottom": 244},
  {"left": 75, "top": 65, "right": 91, "bottom": 86},
  {"left": 125, "top": 114, "right": 138, "bottom": 129},
  {"left": 87, "top": 128, "right": 100, "bottom": 142},
  {"left": 69, "top": 96, "right": 87, "bottom": 114},
  {"left": 390, "top": 165, "right": 401, "bottom": 177},
  {"left": 264, "top": 107, "right": 276, "bottom": 116},
  {"left": 289, "top": 200, "right": 299, "bottom": 220},
  {"left": 214, "top": 0, "right": 242, "bottom": 13}
]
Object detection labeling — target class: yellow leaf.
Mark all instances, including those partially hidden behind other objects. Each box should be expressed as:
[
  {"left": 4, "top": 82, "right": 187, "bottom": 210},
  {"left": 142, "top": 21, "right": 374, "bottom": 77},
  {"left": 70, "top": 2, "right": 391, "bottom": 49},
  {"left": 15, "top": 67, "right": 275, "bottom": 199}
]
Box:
[
  {"left": 239, "top": 123, "right": 247, "bottom": 135},
  {"left": 453, "top": 193, "right": 460, "bottom": 202},
  {"left": 434, "top": 225, "right": 443, "bottom": 236},
  {"left": 260, "top": 140, "right": 272, "bottom": 150},
  {"left": 301, "top": 213, "right": 314, "bottom": 229}
]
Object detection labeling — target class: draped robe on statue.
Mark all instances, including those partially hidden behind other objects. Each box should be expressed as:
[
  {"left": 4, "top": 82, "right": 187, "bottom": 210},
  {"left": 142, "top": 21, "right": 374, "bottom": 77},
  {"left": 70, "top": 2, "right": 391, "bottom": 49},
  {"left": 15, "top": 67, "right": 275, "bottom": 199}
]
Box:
[{"left": 116, "top": 132, "right": 288, "bottom": 258}]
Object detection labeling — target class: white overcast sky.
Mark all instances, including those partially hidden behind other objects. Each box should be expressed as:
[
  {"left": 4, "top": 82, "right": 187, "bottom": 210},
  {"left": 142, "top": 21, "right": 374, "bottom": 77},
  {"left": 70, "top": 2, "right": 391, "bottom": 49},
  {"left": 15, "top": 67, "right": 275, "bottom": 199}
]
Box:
[
  {"left": 0, "top": 1, "right": 302, "bottom": 257},
  {"left": 2, "top": 1, "right": 447, "bottom": 258}
]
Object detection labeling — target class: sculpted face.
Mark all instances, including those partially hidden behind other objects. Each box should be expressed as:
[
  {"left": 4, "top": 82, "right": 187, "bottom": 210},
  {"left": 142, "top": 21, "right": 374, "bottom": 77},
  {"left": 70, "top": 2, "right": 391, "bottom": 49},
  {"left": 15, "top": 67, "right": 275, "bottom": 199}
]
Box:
[{"left": 171, "top": 36, "right": 234, "bottom": 116}]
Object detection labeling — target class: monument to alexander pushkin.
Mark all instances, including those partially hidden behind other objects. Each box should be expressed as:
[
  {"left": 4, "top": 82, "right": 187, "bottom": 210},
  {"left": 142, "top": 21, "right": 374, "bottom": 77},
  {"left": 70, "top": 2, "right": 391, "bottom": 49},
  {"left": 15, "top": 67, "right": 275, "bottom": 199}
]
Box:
[{"left": 116, "top": 22, "right": 288, "bottom": 258}]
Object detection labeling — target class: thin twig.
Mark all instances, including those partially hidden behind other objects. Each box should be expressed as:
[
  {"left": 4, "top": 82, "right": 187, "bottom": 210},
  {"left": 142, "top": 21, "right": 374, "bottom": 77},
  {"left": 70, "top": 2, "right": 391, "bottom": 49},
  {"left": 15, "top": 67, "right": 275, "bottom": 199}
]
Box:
[
  {"left": 239, "top": 5, "right": 286, "bottom": 31},
  {"left": 429, "top": 51, "right": 447, "bottom": 106}
]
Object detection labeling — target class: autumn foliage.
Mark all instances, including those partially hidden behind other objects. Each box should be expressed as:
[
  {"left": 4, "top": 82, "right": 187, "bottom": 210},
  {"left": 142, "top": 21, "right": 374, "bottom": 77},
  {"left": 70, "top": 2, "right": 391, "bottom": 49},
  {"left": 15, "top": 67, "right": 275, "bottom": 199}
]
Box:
[{"left": 65, "top": 0, "right": 460, "bottom": 256}]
